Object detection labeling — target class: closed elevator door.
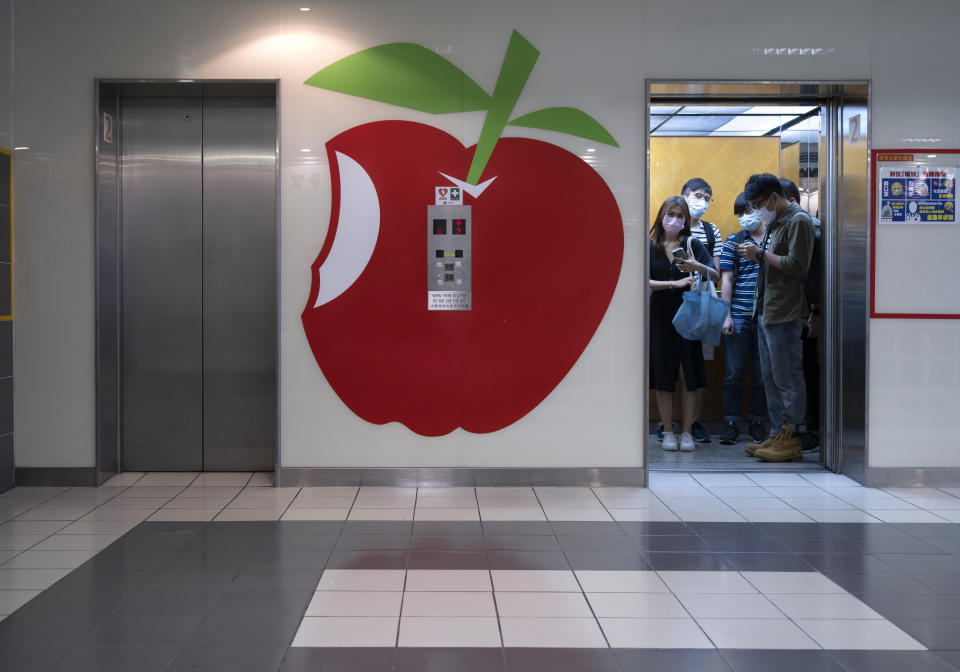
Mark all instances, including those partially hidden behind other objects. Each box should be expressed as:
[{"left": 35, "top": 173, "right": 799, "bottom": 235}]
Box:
[{"left": 120, "top": 92, "right": 276, "bottom": 472}]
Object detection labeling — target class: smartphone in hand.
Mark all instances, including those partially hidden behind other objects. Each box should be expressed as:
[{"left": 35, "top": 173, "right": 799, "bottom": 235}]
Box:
[{"left": 671, "top": 248, "right": 687, "bottom": 262}]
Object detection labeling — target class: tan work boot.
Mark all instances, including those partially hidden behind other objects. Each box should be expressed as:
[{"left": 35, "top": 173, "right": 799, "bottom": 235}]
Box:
[
  {"left": 745, "top": 426, "right": 784, "bottom": 456},
  {"left": 754, "top": 426, "right": 803, "bottom": 462}
]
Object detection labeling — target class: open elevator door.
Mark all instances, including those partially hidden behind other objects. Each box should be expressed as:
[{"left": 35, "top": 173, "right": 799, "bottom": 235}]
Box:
[{"left": 644, "top": 82, "right": 869, "bottom": 481}]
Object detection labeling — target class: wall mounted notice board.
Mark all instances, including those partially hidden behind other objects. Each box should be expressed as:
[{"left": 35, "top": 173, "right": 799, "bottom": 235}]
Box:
[{"left": 871, "top": 149, "right": 960, "bottom": 319}]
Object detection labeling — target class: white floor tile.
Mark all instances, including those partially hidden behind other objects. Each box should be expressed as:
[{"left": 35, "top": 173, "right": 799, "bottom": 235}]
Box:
[
  {"left": 358, "top": 487, "right": 417, "bottom": 497},
  {"left": 496, "top": 592, "right": 593, "bottom": 617},
  {"left": 592, "top": 487, "right": 654, "bottom": 498},
  {"left": 305, "top": 591, "right": 403, "bottom": 616},
  {"left": 760, "top": 486, "right": 828, "bottom": 498},
  {"left": 401, "top": 591, "right": 496, "bottom": 617},
  {"left": 599, "top": 618, "right": 713, "bottom": 648},
  {"left": 1, "top": 549, "right": 98, "bottom": 569},
  {"left": 798, "top": 510, "right": 882, "bottom": 523},
  {"left": 417, "top": 487, "right": 475, "bottom": 497},
  {"left": 317, "top": 569, "right": 406, "bottom": 592},
  {"left": 215, "top": 509, "right": 285, "bottom": 521},
  {"left": 780, "top": 498, "right": 854, "bottom": 510},
  {"left": 0, "top": 589, "right": 41, "bottom": 613},
  {"left": 292, "top": 616, "right": 398, "bottom": 647},
  {"left": 475, "top": 487, "right": 535, "bottom": 499},
  {"left": 800, "top": 473, "right": 862, "bottom": 487},
  {"left": 224, "top": 498, "right": 293, "bottom": 509},
  {"left": 15, "top": 508, "right": 91, "bottom": 521},
  {"left": 415, "top": 496, "right": 478, "bottom": 508},
  {"left": 575, "top": 570, "right": 669, "bottom": 593},
  {"left": 58, "top": 520, "right": 139, "bottom": 535},
  {"left": 929, "top": 509, "right": 960, "bottom": 523},
  {"left": 348, "top": 508, "right": 414, "bottom": 521},
  {"left": 0, "top": 520, "right": 69, "bottom": 535},
  {"left": 587, "top": 592, "right": 687, "bottom": 618},
  {"left": 698, "top": 618, "right": 820, "bottom": 649},
  {"left": 741, "top": 571, "right": 845, "bottom": 594},
  {"left": 300, "top": 486, "right": 358, "bottom": 497},
  {"left": 119, "top": 486, "right": 188, "bottom": 498},
  {"left": 0, "top": 568, "right": 71, "bottom": 590},
  {"left": 596, "top": 498, "right": 662, "bottom": 509},
  {"left": 500, "top": 617, "right": 607, "bottom": 648},
  {"left": 29, "top": 534, "right": 119, "bottom": 551},
  {"left": 535, "top": 487, "right": 597, "bottom": 498},
  {"left": 882, "top": 487, "right": 951, "bottom": 498},
  {"left": 668, "top": 508, "right": 747, "bottom": 523},
  {"left": 658, "top": 571, "right": 758, "bottom": 594},
  {"left": 491, "top": 570, "right": 579, "bottom": 592},
  {"left": 280, "top": 508, "right": 350, "bottom": 521},
  {"left": 413, "top": 508, "right": 480, "bottom": 522},
  {"left": 693, "top": 474, "right": 756, "bottom": 487},
  {"left": 101, "top": 472, "right": 144, "bottom": 486},
  {"left": 864, "top": 509, "right": 950, "bottom": 523},
  {"left": 796, "top": 619, "right": 926, "bottom": 650},
  {"left": 843, "top": 499, "right": 921, "bottom": 510},
  {"left": 768, "top": 593, "right": 883, "bottom": 620},
  {"left": 745, "top": 474, "right": 811, "bottom": 486},
  {"left": 722, "top": 498, "right": 794, "bottom": 510},
  {"left": 737, "top": 510, "right": 816, "bottom": 523},
  {"left": 899, "top": 497, "right": 960, "bottom": 510},
  {"left": 538, "top": 498, "right": 604, "bottom": 509},
  {"left": 95, "top": 497, "right": 170, "bottom": 509},
  {"left": 705, "top": 486, "right": 772, "bottom": 498},
  {"left": 137, "top": 472, "right": 198, "bottom": 486},
  {"left": 162, "top": 497, "right": 233, "bottom": 509},
  {"left": 148, "top": 509, "right": 220, "bottom": 522},
  {"left": 479, "top": 508, "right": 546, "bottom": 521},
  {"left": 78, "top": 509, "right": 151, "bottom": 522},
  {"left": 405, "top": 570, "right": 491, "bottom": 592},
  {"left": 608, "top": 508, "right": 680, "bottom": 522},
  {"left": 678, "top": 593, "right": 785, "bottom": 619},
  {"left": 248, "top": 472, "right": 275, "bottom": 486},
  {"left": 399, "top": 616, "right": 501, "bottom": 647},
  {"left": 353, "top": 496, "right": 418, "bottom": 509},
  {"left": 543, "top": 509, "right": 613, "bottom": 522},
  {"left": 190, "top": 473, "right": 252, "bottom": 486},
  {"left": 289, "top": 496, "right": 356, "bottom": 508},
  {"left": 237, "top": 487, "right": 301, "bottom": 498}
]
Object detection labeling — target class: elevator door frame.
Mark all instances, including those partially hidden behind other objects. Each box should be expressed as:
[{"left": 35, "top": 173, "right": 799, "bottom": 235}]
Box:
[
  {"left": 95, "top": 80, "right": 281, "bottom": 484},
  {"left": 644, "top": 81, "right": 871, "bottom": 484}
]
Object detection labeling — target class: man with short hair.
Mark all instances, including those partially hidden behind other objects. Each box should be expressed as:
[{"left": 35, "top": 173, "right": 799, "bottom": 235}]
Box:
[
  {"left": 739, "top": 173, "right": 816, "bottom": 461},
  {"left": 680, "top": 177, "right": 722, "bottom": 444},
  {"left": 718, "top": 193, "right": 767, "bottom": 445},
  {"left": 780, "top": 178, "right": 822, "bottom": 454}
]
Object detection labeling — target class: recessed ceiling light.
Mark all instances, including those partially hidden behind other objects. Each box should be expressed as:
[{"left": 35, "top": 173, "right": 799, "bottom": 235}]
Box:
[
  {"left": 13, "top": 146, "right": 29, "bottom": 150},
  {"left": 586, "top": 148, "right": 596, "bottom": 153},
  {"left": 901, "top": 137, "right": 942, "bottom": 144},
  {"left": 300, "top": 148, "right": 312, "bottom": 152},
  {"left": 299, "top": 7, "right": 311, "bottom": 11},
  {"left": 927, "top": 154, "right": 937, "bottom": 158}
]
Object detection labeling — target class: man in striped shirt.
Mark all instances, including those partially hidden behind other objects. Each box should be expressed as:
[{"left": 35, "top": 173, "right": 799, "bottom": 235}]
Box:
[
  {"left": 681, "top": 178, "right": 722, "bottom": 443},
  {"left": 718, "top": 193, "right": 767, "bottom": 445}
]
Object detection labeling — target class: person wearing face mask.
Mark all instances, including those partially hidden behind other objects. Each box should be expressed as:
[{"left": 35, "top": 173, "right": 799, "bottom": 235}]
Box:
[
  {"left": 739, "top": 174, "right": 816, "bottom": 462},
  {"left": 648, "top": 196, "right": 719, "bottom": 452},
  {"left": 780, "top": 178, "right": 822, "bottom": 455},
  {"left": 680, "top": 178, "right": 722, "bottom": 445},
  {"left": 717, "top": 193, "right": 767, "bottom": 446}
]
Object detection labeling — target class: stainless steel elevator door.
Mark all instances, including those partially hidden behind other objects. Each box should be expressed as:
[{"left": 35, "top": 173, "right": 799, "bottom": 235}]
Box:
[
  {"left": 119, "top": 90, "right": 277, "bottom": 472},
  {"left": 121, "top": 96, "right": 204, "bottom": 471},
  {"left": 202, "top": 96, "right": 277, "bottom": 471}
]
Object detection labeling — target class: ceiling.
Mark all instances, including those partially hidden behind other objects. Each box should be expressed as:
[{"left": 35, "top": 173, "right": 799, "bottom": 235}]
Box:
[{"left": 650, "top": 104, "right": 820, "bottom": 145}]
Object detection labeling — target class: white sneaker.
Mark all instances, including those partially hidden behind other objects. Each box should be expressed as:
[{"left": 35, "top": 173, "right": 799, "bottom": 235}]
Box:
[
  {"left": 662, "top": 432, "right": 678, "bottom": 451},
  {"left": 679, "top": 432, "right": 696, "bottom": 452}
]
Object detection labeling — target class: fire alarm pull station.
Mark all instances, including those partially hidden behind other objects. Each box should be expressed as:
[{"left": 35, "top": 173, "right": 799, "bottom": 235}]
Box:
[{"left": 427, "top": 204, "right": 471, "bottom": 311}]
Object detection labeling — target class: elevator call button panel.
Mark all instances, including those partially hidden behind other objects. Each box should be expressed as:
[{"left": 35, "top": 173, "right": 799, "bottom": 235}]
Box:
[{"left": 427, "top": 204, "right": 471, "bottom": 311}]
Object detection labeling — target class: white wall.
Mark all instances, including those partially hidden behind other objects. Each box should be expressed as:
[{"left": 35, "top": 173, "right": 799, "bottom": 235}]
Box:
[{"left": 10, "top": 0, "right": 960, "bottom": 473}]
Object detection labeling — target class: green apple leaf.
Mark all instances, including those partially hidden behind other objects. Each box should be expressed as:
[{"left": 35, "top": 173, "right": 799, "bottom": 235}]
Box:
[
  {"left": 304, "top": 43, "right": 492, "bottom": 114},
  {"left": 508, "top": 107, "right": 619, "bottom": 147}
]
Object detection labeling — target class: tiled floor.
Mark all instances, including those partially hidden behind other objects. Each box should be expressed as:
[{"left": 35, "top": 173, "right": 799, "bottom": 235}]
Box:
[{"left": 1, "top": 472, "right": 960, "bottom": 670}]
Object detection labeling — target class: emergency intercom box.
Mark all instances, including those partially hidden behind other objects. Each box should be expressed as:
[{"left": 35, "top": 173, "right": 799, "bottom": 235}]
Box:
[{"left": 427, "top": 205, "right": 472, "bottom": 311}]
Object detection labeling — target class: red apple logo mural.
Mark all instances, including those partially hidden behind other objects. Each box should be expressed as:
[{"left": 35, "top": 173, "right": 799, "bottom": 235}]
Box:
[{"left": 302, "top": 31, "right": 623, "bottom": 437}]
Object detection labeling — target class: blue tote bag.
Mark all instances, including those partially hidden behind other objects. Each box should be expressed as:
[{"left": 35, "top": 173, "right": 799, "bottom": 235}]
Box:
[{"left": 671, "top": 271, "right": 729, "bottom": 347}]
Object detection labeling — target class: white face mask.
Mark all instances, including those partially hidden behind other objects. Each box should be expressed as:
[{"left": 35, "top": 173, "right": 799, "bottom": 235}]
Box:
[
  {"left": 755, "top": 194, "right": 777, "bottom": 224},
  {"left": 738, "top": 212, "right": 761, "bottom": 232},
  {"left": 686, "top": 196, "right": 709, "bottom": 219}
]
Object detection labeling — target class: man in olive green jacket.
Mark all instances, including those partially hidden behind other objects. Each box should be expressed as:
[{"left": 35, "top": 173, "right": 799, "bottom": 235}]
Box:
[{"left": 737, "top": 173, "right": 816, "bottom": 461}]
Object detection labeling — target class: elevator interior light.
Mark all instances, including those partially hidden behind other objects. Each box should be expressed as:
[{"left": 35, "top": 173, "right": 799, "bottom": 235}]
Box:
[
  {"left": 13, "top": 146, "right": 29, "bottom": 151},
  {"left": 902, "top": 137, "right": 942, "bottom": 144},
  {"left": 300, "top": 148, "right": 312, "bottom": 152},
  {"left": 299, "top": 7, "right": 311, "bottom": 11},
  {"left": 927, "top": 154, "right": 937, "bottom": 158}
]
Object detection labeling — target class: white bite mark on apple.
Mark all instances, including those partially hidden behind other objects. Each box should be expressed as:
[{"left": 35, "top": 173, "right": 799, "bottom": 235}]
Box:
[
  {"left": 438, "top": 172, "right": 497, "bottom": 198},
  {"left": 313, "top": 151, "right": 381, "bottom": 307}
]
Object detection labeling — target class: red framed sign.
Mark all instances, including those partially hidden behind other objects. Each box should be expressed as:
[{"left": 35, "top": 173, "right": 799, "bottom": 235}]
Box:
[{"left": 870, "top": 148, "right": 960, "bottom": 319}]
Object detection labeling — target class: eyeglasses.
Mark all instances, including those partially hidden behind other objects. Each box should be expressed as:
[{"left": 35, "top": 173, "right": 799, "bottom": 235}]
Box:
[{"left": 748, "top": 193, "right": 773, "bottom": 210}]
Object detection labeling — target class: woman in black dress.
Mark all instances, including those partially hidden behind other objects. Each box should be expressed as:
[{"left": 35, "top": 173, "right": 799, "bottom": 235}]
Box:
[{"left": 649, "top": 196, "right": 719, "bottom": 452}]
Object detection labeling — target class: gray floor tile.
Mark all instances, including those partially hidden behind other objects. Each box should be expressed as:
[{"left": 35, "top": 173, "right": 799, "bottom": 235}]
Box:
[
  {"left": 685, "top": 522, "right": 765, "bottom": 536},
  {"left": 341, "top": 521, "right": 412, "bottom": 535},
  {"left": 564, "top": 551, "right": 652, "bottom": 571},
  {"left": 481, "top": 521, "right": 555, "bottom": 536},
  {"left": 482, "top": 535, "right": 562, "bottom": 551},
  {"left": 894, "top": 524, "right": 960, "bottom": 539},
  {"left": 85, "top": 614, "right": 204, "bottom": 646},
  {"left": 645, "top": 552, "right": 733, "bottom": 571},
  {"left": 212, "top": 589, "right": 314, "bottom": 616},
  {"left": 556, "top": 535, "right": 637, "bottom": 552},
  {"left": 486, "top": 551, "right": 570, "bottom": 570},
  {"left": 721, "top": 650, "right": 846, "bottom": 672},
  {"left": 13, "top": 586, "right": 129, "bottom": 617},
  {"left": 910, "top": 572, "right": 960, "bottom": 593},
  {"left": 335, "top": 534, "right": 412, "bottom": 551},
  {"left": 856, "top": 593, "right": 960, "bottom": 620},
  {"left": 614, "top": 648, "right": 734, "bottom": 672},
  {"left": 113, "top": 589, "right": 223, "bottom": 617},
  {"left": 776, "top": 537, "right": 866, "bottom": 554},
  {"left": 187, "top": 614, "right": 301, "bottom": 647},
  {"left": 277, "top": 647, "right": 395, "bottom": 672},
  {"left": 617, "top": 521, "right": 694, "bottom": 536},
  {"left": 858, "top": 537, "right": 947, "bottom": 554},
  {"left": 274, "top": 521, "right": 345, "bottom": 535},
  {"left": 876, "top": 554, "right": 960, "bottom": 573},
  {"left": 926, "top": 539, "right": 960, "bottom": 554},
  {"left": 550, "top": 521, "right": 624, "bottom": 536},
  {"left": 0, "top": 645, "right": 70, "bottom": 672},
  {"left": 825, "top": 571, "right": 936, "bottom": 595},
  {"left": 167, "top": 645, "right": 287, "bottom": 672},
  {"left": 828, "top": 650, "right": 960, "bottom": 672},
  {"left": 720, "top": 553, "right": 816, "bottom": 572},
  {"left": 936, "top": 652, "right": 960, "bottom": 669},
  {"left": 407, "top": 551, "right": 489, "bottom": 569},
  {"left": 53, "top": 645, "right": 179, "bottom": 672},
  {"left": 631, "top": 535, "right": 712, "bottom": 552},
  {"left": 799, "top": 553, "right": 895, "bottom": 573},
  {"left": 410, "top": 534, "right": 487, "bottom": 551},
  {"left": 506, "top": 648, "right": 621, "bottom": 672},
  {"left": 412, "top": 521, "right": 483, "bottom": 536},
  {"left": 324, "top": 550, "right": 408, "bottom": 570},
  {"left": 243, "top": 548, "right": 331, "bottom": 569},
  {"left": 396, "top": 647, "right": 506, "bottom": 671},
  {"left": 701, "top": 536, "right": 790, "bottom": 553},
  {"left": 0, "top": 612, "right": 102, "bottom": 645},
  {"left": 228, "top": 568, "right": 324, "bottom": 590},
  {"left": 141, "top": 568, "right": 239, "bottom": 590}
]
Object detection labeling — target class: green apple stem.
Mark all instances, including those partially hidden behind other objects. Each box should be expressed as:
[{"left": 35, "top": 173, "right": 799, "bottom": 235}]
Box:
[{"left": 465, "top": 31, "right": 540, "bottom": 185}]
